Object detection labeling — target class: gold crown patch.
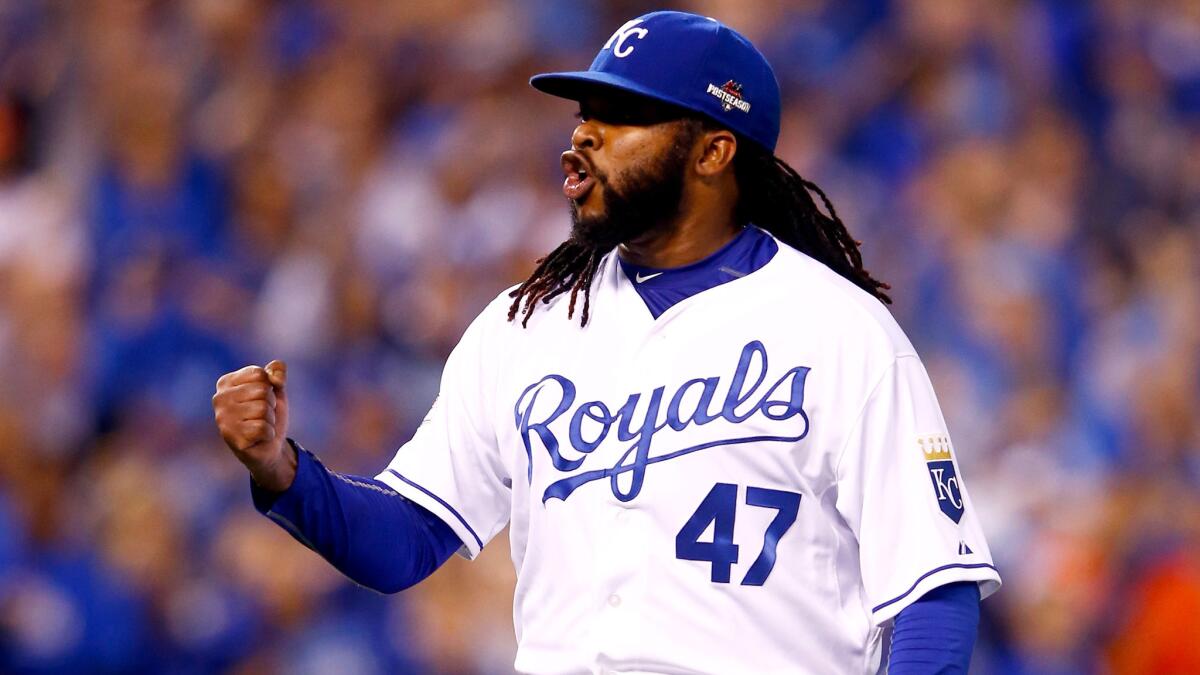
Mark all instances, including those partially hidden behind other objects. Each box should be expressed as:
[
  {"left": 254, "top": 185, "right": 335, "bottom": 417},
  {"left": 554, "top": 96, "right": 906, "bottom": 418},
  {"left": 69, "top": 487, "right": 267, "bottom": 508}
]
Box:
[{"left": 918, "top": 435, "right": 952, "bottom": 461}]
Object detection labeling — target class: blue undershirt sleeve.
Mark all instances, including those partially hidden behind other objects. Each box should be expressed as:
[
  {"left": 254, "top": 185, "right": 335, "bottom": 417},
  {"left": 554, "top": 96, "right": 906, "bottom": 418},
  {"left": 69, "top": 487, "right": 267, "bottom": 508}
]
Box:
[
  {"left": 888, "top": 581, "right": 980, "bottom": 674},
  {"left": 250, "top": 439, "right": 462, "bottom": 593}
]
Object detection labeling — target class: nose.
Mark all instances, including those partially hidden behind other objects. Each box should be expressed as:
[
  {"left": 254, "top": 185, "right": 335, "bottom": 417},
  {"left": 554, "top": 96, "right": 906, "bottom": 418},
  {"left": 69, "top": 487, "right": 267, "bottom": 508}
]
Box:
[{"left": 571, "top": 119, "right": 601, "bottom": 151}]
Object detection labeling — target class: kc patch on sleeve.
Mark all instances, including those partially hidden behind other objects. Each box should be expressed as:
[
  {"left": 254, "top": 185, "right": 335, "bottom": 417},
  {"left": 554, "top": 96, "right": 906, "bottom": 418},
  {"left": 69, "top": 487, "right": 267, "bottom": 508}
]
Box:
[{"left": 919, "top": 435, "right": 963, "bottom": 523}]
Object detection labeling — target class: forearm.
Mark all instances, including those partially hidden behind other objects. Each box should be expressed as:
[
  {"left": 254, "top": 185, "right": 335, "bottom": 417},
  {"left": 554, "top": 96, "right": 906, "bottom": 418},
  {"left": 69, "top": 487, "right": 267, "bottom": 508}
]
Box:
[
  {"left": 251, "top": 440, "right": 462, "bottom": 593},
  {"left": 888, "top": 581, "right": 980, "bottom": 674}
]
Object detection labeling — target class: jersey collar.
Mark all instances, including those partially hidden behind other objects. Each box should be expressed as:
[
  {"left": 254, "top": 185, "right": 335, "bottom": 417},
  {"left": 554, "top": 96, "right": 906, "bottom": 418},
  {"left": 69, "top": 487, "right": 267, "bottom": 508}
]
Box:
[{"left": 616, "top": 225, "right": 778, "bottom": 318}]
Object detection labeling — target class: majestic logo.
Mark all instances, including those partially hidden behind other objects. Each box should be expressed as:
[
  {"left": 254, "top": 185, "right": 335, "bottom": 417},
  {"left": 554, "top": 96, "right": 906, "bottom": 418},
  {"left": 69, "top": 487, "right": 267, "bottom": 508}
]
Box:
[
  {"left": 706, "top": 80, "right": 751, "bottom": 113},
  {"left": 603, "top": 18, "right": 648, "bottom": 58},
  {"left": 515, "top": 341, "right": 811, "bottom": 503},
  {"left": 920, "top": 435, "right": 963, "bottom": 523}
]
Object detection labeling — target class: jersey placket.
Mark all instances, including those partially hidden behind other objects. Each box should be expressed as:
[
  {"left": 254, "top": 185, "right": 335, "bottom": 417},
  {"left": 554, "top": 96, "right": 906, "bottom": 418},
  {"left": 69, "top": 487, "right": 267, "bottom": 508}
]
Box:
[
  {"left": 591, "top": 283, "right": 656, "bottom": 667},
  {"left": 589, "top": 500, "right": 652, "bottom": 669}
]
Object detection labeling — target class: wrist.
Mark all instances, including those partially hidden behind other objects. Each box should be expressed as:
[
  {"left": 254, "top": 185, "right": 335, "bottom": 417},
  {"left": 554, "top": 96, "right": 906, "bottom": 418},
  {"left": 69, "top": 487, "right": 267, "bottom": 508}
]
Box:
[{"left": 248, "top": 439, "right": 299, "bottom": 493}]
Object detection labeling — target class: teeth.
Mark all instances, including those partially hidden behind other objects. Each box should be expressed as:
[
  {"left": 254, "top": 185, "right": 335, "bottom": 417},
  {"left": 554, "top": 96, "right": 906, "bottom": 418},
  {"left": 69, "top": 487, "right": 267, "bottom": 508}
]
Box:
[{"left": 579, "top": 169, "right": 588, "bottom": 179}]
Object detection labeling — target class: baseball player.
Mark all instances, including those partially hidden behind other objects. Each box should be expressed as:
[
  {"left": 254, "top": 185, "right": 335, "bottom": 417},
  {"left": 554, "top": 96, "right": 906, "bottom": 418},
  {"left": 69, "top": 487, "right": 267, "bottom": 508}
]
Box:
[{"left": 213, "top": 11, "right": 1000, "bottom": 674}]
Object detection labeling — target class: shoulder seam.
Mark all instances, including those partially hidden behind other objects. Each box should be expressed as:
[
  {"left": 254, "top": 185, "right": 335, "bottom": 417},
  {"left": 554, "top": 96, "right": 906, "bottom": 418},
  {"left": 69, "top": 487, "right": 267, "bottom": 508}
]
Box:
[{"left": 831, "top": 353, "right": 919, "bottom": 482}]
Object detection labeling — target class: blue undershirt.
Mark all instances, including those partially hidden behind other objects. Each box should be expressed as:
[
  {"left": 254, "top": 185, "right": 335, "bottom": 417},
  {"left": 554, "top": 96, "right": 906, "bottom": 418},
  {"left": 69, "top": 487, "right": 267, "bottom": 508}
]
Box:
[
  {"left": 889, "top": 581, "right": 980, "bottom": 673},
  {"left": 251, "top": 440, "right": 461, "bottom": 594},
  {"left": 618, "top": 225, "right": 778, "bottom": 318}
]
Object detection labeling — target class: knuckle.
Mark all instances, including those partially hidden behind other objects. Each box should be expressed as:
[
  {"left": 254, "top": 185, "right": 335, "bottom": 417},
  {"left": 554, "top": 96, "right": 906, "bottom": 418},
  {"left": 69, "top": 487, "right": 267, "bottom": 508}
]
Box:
[
  {"left": 243, "top": 420, "right": 268, "bottom": 440},
  {"left": 232, "top": 365, "right": 267, "bottom": 384}
]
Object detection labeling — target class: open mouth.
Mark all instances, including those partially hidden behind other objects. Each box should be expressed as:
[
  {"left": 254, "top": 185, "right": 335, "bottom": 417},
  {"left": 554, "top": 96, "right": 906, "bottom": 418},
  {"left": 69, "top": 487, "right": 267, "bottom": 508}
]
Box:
[{"left": 562, "top": 151, "right": 597, "bottom": 202}]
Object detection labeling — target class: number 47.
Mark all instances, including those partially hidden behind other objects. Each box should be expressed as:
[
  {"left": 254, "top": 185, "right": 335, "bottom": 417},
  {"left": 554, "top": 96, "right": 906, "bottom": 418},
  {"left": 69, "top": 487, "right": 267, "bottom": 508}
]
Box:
[{"left": 675, "top": 483, "right": 802, "bottom": 586}]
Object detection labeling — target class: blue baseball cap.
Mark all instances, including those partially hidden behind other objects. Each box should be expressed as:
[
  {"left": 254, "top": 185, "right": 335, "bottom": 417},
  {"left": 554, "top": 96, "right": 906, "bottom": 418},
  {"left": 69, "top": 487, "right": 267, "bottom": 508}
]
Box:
[{"left": 530, "top": 11, "right": 782, "bottom": 152}]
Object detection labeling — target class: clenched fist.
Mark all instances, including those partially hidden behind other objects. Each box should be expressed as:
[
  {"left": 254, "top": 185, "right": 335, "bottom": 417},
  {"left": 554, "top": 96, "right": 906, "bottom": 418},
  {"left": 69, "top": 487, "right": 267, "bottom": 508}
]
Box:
[{"left": 212, "top": 360, "right": 297, "bottom": 492}]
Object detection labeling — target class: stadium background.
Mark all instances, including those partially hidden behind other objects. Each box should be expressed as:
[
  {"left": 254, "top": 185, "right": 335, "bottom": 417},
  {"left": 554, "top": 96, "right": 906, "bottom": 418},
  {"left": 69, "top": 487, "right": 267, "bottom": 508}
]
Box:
[{"left": 0, "top": 0, "right": 1198, "bottom": 672}]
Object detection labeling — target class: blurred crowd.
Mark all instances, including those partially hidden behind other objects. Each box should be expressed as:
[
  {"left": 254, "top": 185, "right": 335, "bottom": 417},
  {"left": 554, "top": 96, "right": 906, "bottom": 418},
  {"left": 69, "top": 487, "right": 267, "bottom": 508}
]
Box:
[{"left": 0, "top": 0, "right": 1197, "bottom": 672}]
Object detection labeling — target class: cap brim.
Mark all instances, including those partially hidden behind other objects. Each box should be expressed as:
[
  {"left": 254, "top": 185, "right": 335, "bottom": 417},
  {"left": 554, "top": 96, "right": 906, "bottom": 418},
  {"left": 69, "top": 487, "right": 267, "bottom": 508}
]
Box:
[{"left": 530, "top": 71, "right": 691, "bottom": 112}]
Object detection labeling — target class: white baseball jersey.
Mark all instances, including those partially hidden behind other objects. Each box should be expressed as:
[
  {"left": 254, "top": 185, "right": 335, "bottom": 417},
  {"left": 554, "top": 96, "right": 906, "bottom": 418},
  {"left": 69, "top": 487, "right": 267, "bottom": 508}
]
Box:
[{"left": 376, "top": 231, "right": 1001, "bottom": 674}]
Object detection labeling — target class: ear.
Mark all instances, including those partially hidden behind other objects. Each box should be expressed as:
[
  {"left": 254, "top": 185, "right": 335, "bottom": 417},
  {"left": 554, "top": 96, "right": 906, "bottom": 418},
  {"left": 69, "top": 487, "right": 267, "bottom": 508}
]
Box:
[{"left": 694, "top": 129, "right": 738, "bottom": 178}]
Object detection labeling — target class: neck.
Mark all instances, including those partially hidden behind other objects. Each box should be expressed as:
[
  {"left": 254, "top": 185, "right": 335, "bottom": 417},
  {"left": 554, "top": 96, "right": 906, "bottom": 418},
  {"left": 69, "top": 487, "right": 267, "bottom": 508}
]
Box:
[{"left": 618, "top": 210, "right": 741, "bottom": 268}]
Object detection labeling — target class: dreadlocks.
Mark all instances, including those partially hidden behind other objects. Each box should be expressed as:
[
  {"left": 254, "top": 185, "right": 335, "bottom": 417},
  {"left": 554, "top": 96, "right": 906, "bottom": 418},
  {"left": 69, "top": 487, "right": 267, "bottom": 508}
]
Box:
[
  {"left": 731, "top": 140, "right": 892, "bottom": 306},
  {"left": 507, "top": 119, "right": 891, "bottom": 328},
  {"left": 506, "top": 239, "right": 605, "bottom": 328}
]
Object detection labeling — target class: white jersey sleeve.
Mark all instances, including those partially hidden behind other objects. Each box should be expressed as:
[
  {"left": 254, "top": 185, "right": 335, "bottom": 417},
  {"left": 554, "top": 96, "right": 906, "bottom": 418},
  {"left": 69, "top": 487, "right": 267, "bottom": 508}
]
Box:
[
  {"left": 375, "top": 305, "right": 511, "bottom": 559},
  {"left": 835, "top": 354, "right": 1001, "bottom": 625}
]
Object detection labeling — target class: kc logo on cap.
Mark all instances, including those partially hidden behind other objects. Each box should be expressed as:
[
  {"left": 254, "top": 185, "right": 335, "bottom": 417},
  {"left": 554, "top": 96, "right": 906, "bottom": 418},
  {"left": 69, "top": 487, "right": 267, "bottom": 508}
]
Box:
[{"left": 603, "top": 18, "right": 648, "bottom": 58}]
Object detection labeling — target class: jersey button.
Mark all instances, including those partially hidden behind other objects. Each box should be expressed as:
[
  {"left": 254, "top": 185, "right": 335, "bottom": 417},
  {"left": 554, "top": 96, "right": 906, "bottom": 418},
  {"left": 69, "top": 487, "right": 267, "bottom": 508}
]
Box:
[{"left": 607, "top": 594, "right": 622, "bottom": 608}]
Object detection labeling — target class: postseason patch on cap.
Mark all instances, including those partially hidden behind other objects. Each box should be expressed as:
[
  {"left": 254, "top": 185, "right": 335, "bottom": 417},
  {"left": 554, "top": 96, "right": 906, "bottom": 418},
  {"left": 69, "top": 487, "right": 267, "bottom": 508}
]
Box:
[{"left": 706, "top": 80, "right": 751, "bottom": 113}]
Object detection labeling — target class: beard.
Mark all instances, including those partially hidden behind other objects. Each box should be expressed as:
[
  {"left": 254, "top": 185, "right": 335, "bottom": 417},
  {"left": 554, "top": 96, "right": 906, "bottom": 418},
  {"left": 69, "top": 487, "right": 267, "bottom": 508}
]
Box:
[{"left": 568, "top": 133, "right": 693, "bottom": 251}]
